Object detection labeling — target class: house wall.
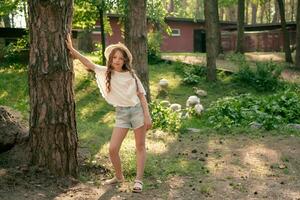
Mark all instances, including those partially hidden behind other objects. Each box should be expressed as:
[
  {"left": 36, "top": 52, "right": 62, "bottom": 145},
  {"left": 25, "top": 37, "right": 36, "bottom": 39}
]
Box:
[
  {"left": 160, "top": 21, "right": 205, "bottom": 52},
  {"left": 221, "top": 30, "right": 296, "bottom": 52}
]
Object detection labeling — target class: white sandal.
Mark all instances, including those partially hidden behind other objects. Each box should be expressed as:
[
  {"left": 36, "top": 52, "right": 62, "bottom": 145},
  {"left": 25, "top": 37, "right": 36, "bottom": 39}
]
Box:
[
  {"left": 102, "top": 176, "right": 124, "bottom": 185},
  {"left": 132, "top": 180, "right": 143, "bottom": 193}
]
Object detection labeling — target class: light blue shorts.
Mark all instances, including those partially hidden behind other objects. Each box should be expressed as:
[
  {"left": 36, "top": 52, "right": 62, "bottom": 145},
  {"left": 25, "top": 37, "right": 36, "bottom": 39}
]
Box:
[{"left": 115, "top": 103, "right": 144, "bottom": 129}]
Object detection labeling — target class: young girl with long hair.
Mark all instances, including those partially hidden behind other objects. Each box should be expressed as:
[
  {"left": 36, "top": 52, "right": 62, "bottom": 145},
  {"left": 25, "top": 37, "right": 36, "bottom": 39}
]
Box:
[{"left": 66, "top": 34, "right": 152, "bottom": 193}]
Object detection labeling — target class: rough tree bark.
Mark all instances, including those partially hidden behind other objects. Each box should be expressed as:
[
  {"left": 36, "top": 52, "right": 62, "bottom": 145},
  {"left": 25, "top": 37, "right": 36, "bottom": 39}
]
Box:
[
  {"left": 28, "top": 0, "right": 78, "bottom": 177},
  {"left": 125, "top": 0, "right": 151, "bottom": 102},
  {"left": 278, "top": 0, "right": 293, "bottom": 63},
  {"left": 204, "top": 0, "right": 218, "bottom": 81},
  {"left": 296, "top": 0, "right": 300, "bottom": 69},
  {"left": 236, "top": 0, "right": 245, "bottom": 53},
  {"left": 251, "top": 2, "right": 257, "bottom": 24}
]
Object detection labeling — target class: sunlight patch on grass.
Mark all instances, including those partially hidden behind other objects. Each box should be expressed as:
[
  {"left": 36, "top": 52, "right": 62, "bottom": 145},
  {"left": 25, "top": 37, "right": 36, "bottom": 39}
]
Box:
[
  {"left": 101, "top": 111, "right": 115, "bottom": 125},
  {"left": 242, "top": 144, "right": 280, "bottom": 177},
  {"left": 0, "top": 91, "right": 8, "bottom": 99}
]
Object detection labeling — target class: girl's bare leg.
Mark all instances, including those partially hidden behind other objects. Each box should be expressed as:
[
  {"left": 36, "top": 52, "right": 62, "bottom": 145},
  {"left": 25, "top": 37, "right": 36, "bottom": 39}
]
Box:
[
  {"left": 133, "top": 125, "right": 147, "bottom": 181},
  {"left": 109, "top": 127, "right": 129, "bottom": 180}
]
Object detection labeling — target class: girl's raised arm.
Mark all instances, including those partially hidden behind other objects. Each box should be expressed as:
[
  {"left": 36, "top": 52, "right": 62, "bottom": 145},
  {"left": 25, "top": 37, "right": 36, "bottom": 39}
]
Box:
[{"left": 66, "top": 34, "right": 97, "bottom": 72}]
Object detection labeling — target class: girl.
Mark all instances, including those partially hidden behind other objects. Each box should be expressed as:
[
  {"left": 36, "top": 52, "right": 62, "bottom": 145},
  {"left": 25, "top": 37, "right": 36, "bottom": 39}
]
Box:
[{"left": 66, "top": 34, "right": 152, "bottom": 193}]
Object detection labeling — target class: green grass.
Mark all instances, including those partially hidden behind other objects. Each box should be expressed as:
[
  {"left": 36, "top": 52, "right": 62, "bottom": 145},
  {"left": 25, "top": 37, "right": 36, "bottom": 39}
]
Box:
[{"left": 0, "top": 63, "right": 29, "bottom": 119}]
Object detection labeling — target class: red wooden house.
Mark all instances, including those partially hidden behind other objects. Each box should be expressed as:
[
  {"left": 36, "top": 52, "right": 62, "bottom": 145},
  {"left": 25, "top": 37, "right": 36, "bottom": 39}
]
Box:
[{"left": 83, "top": 14, "right": 296, "bottom": 53}]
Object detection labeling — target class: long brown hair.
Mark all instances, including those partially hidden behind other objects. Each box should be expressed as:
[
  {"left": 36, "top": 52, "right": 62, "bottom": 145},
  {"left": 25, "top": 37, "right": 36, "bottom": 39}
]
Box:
[{"left": 105, "top": 48, "right": 139, "bottom": 93}]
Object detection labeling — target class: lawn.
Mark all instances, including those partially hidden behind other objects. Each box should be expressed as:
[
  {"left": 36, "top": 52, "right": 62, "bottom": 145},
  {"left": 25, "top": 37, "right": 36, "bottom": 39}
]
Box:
[{"left": 1, "top": 54, "right": 300, "bottom": 199}]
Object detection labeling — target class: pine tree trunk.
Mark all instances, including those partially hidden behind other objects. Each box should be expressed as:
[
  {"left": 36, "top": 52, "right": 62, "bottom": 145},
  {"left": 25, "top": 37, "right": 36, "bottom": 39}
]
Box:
[
  {"left": 237, "top": 0, "right": 245, "bottom": 53},
  {"left": 168, "top": 0, "right": 174, "bottom": 14},
  {"left": 245, "top": 0, "right": 249, "bottom": 24},
  {"left": 273, "top": 0, "right": 280, "bottom": 23},
  {"left": 3, "top": 15, "right": 11, "bottom": 27},
  {"left": 28, "top": 0, "right": 78, "bottom": 177},
  {"left": 204, "top": 0, "right": 218, "bottom": 81},
  {"left": 125, "top": 0, "right": 151, "bottom": 102},
  {"left": 278, "top": 0, "right": 293, "bottom": 63},
  {"left": 291, "top": 0, "right": 295, "bottom": 21},
  {"left": 295, "top": 0, "right": 300, "bottom": 68},
  {"left": 260, "top": 3, "right": 265, "bottom": 23},
  {"left": 98, "top": 6, "right": 106, "bottom": 65},
  {"left": 251, "top": 2, "right": 257, "bottom": 24}
]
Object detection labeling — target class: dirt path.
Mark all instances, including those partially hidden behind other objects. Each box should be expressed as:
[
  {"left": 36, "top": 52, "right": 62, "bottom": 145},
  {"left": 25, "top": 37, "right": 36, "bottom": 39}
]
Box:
[{"left": 1, "top": 133, "right": 300, "bottom": 200}]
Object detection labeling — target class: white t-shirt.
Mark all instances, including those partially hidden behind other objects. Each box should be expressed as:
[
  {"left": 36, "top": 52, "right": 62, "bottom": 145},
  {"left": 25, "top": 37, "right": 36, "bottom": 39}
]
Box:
[{"left": 94, "top": 65, "right": 146, "bottom": 107}]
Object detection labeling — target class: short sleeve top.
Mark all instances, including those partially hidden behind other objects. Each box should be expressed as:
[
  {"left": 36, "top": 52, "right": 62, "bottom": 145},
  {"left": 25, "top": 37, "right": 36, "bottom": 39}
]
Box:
[{"left": 94, "top": 65, "right": 146, "bottom": 107}]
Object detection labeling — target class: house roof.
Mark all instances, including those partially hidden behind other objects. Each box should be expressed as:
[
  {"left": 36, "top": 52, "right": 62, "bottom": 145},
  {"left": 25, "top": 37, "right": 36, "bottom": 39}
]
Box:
[
  {"left": 223, "top": 21, "right": 297, "bottom": 31},
  {"left": 0, "top": 27, "right": 27, "bottom": 38},
  {"left": 106, "top": 13, "right": 236, "bottom": 26},
  {"left": 0, "top": 27, "right": 78, "bottom": 38}
]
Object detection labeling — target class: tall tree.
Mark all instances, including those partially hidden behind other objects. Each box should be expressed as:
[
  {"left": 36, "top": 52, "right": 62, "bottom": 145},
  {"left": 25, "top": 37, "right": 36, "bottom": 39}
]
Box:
[
  {"left": 204, "top": 0, "right": 219, "bottom": 81},
  {"left": 167, "top": 0, "right": 175, "bottom": 14},
  {"left": 236, "top": 0, "right": 245, "bottom": 53},
  {"left": 296, "top": 0, "right": 300, "bottom": 68},
  {"left": 28, "top": 0, "right": 78, "bottom": 176},
  {"left": 278, "top": 0, "right": 293, "bottom": 63},
  {"left": 251, "top": 2, "right": 257, "bottom": 24},
  {"left": 272, "top": 0, "right": 280, "bottom": 23},
  {"left": 290, "top": 0, "right": 295, "bottom": 21},
  {"left": 245, "top": 0, "right": 249, "bottom": 24},
  {"left": 125, "top": 0, "right": 150, "bottom": 101}
]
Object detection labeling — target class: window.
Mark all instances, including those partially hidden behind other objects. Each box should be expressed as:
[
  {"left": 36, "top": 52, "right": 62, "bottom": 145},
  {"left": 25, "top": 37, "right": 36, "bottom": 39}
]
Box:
[{"left": 171, "top": 29, "right": 181, "bottom": 36}]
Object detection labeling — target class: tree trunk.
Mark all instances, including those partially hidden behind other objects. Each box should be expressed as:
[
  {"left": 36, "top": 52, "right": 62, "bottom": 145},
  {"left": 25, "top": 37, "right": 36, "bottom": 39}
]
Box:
[
  {"left": 3, "top": 15, "right": 11, "bottom": 27},
  {"left": 278, "top": 0, "right": 293, "bottom": 63},
  {"left": 125, "top": 0, "right": 151, "bottom": 102},
  {"left": 168, "top": 0, "right": 174, "bottom": 14},
  {"left": 23, "top": 1, "right": 29, "bottom": 28},
  {"left": 273, "top": 0, "right": 280, "bottom": 23},
  {"left": 28, "top": 0, "right": 78, "bottom": 177},
  {"left": 195, "top": 0, "right": 202, "bottom": 19},
  {"left": 251, "top": 2, "right": 257, "bottom": 24},
  {"left": 204, "top": 0, "right": 218, "bottom": 81},
  {"left": 98, "top": 7, "right": 106, "bottom": 65},
  {"left": 236, "top": 0, "right": 245, "bottom": 53},
  {"left": 245, "top": 0, "right": 249, "bottom": 24},
  {"left": 291, "top": 0, "right": 295, "bottom": 21},
  {"left": 295, "top": 0, "right": 300, "bottom": 68},
  {"left": 260, "top": 3, "right": 265, "bottom": 23},
  {"left": 229, "top": 6, "right": 236, "bottom": 21}
]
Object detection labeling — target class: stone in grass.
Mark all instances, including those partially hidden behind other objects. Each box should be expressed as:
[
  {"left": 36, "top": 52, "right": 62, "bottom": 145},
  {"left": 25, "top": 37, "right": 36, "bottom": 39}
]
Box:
[
  {"left": 0, "top": 106, "right": 29, "bottom": 153},
  {"left": 193, "top": 87, "right": 208, "bottom": 97},
  {"left": 287, "top": 123, "right": 300, "bottom": 130},
  {"left": 170, "top": 103, "right": 181, "bottom": 112},
  {"left": 160, "top": 100, "right": 170, "bottom": 107},
  {"left": 186, "top": 128, "right": 201, "bottom": 133},
  {"left": 159, "top": 79, "right": 169, "bottom": 89},
  {"left": 194, "top": 104, "right": 204, "bottom": 115},
  {"left": 249, "top": 122, "right": 263, "bottom": 129},
  {"left": 186, "top": 96, "right": 200, "bottom": 107}
]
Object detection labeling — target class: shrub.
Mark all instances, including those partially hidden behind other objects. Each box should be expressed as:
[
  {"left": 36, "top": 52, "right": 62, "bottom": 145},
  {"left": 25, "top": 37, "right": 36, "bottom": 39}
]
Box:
[
  {"left": 233, "top": 61, "right": 283, "bottom": 92},
  {"left": 147, "top": 31, "right": 162, "bottom": 64},
  {"left": 150, "top": 101, "right": 182, "bottom": 132},
  {"left": 205, "top": 91, "right": 300, "bottom": 130},
  {"left": 91, "top": 43, "right": 103, "bottom": 65},
  {"left": 182, "top": 65, "right": 207, "bottom": 85},
  {"left": 3, "top": 34, "right": 29, "bottom": 63}
]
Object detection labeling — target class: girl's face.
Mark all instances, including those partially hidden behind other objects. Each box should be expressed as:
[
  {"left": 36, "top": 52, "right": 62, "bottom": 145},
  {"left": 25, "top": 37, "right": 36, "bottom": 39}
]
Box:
[{"left": 111, "top": 50, "right": 125, "bottom": 71}]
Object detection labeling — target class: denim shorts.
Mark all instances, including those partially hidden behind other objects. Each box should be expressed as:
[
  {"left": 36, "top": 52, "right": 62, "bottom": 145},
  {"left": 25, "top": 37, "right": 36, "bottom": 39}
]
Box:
[{"left": 115, "top": 103, "right": 144, "bottom": 129}]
